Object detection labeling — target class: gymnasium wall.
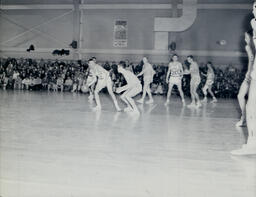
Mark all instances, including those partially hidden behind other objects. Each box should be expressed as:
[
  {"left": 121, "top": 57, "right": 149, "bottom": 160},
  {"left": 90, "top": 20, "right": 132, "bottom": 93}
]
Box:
[
  {"left": 82, "top": 8, "right": 251, "bottom": 66},
  {"left": 0, "top": 0, "right": 253, "bottom": 68}
]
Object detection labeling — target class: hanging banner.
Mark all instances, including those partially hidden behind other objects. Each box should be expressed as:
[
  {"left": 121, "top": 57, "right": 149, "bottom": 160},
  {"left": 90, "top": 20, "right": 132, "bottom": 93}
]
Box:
[{"left": 113, "top": 20, "right": 128, "bottom": 47}]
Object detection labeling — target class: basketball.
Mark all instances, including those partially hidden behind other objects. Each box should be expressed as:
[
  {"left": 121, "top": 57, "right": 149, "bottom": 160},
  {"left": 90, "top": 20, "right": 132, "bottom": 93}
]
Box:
[{"left": 81, "top": 84, "right": 89, "bottom": 93}]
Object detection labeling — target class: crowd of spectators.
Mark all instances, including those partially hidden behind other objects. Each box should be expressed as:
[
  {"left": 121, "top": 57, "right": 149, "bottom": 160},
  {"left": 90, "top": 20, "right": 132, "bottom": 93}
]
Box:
[{"left": 0, "top": 57, "right": 245, "bottom": 98}]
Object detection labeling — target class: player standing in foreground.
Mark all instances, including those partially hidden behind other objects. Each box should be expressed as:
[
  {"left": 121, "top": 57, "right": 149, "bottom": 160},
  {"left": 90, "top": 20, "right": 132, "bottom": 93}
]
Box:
[
  {"left": 231, "top": 3, "right": 256, "bottom": 155},
  {"left": 236, "top": 32, "right": 254, "bottom": 127}
]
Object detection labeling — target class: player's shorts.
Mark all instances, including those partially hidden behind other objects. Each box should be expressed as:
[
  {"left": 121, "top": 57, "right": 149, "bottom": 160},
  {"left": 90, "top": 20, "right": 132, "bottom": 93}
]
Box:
[
  {"left": 95, "top": 74, "right": 112, "bottom": 91},
  {"left": 144, "top": 76, "right": 153, "bottom": 84},
  {"left": 133, "top": 83, "right": 142, "bottom": 94},
  {"left": 86, "top": 76, "right": 95, "bottom": 86},
  {"left": 191, "top": 76, "right": 200, "bottom": 86},
  {"left": 127, "top": 83, "right": 142, "bottom": 97},
  {"left": 206, "top": 79, "right": 214, "bottom": 86},
  {"left": 169, "top": 76, "right": 182, "bottom": 85}
]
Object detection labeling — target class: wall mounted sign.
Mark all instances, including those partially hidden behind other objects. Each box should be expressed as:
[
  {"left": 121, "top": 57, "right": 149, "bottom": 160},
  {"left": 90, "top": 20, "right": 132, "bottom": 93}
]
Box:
[{"left": 113, "top": 20, "right": 128, "bottom": 47}]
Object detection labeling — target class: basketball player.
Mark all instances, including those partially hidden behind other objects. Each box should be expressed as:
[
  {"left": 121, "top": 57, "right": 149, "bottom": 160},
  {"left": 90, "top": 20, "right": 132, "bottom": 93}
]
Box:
[
  {"left": 115, "top": 61, "right": 142, "bottom": 114},
  {"left": 184, "top": 56, "right": 202, "bottom": 108},
  {"left": 87, "top": 57, "right": 97, "bottom": 101},
  {"left": 87, "top": 58, "right": 121, "bottom": 111},
  {"left": 243, "top": 9, "right": 256, "bottom": 151},
  {"left": 137, "top": 57, "right": 155, "bottom": 104},
  {"left": 165, "top": 54, "right": 185, "bottom": 106},
  {"left": 201, "top": 62, "right": 217, "bottom": 103},
  {"left": 231, "top": 5, "right": 256, "bottom": 155},
  {"left": 236, "top": 32, "right": 254, "bottom": 127}
]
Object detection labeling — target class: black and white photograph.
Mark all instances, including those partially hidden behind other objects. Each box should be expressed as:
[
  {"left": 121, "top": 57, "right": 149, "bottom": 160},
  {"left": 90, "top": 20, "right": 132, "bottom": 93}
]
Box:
[{"left": 0, "top": 0, "right": 256, "bottom": 197}]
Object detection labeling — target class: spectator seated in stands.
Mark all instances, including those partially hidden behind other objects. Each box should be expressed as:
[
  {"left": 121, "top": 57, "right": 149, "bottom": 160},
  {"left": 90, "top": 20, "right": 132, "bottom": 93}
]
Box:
[
  {"left": 71, "top": 73, "right": 84, "bottom": 93},
  {"left": 56, "top": 75, "right": 64, "bottom": 92},
  {"left": 14, "top": 75, "right": 22, "bottom": 90},
  {"left": 42, "top": 76, "right": 48, "bottom": 90},
  {"left": 22, "top": 76, "right": 31, "bottom": 90},
  {"left": 64, "top": 76, "right": 73, "bottom": 91},
  {"left": 0, "top": 57, "right": 246, "bottom": 99},
  {"left": 30, "top": 75, "right": 42, "bottom": 91},
  {"left": 0, "top": 72, "right": 8, "bottom": 90},
  {"left": 48, "top": 75, "right": 57, "bottom": 92}
]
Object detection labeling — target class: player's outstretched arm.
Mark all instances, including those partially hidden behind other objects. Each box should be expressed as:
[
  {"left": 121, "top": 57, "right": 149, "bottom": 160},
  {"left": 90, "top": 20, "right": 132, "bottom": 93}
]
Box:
[{"left": 116, "top": 85, "right": 129, "bottom": 94}]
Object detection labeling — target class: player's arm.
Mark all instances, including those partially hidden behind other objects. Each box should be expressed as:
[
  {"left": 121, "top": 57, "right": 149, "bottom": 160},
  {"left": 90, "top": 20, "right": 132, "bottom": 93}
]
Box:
[
  {"left": 183, "top": 68, "right": 190, "bottom": 75},
  {"left": 245, "top": 44, "right": 254, "bottom": 74},
  {"left": 166, "top": 64, "right": 171, "bottom": 83},
  {"left": 245, "top": 32, "right": 254, "bottom": 61},
  {"left": 179, "top": 63, "right": 184, "bottom": 76},
  {"left": 87, "top": 72, "right": 97, "bottom": 87},
  {"left": 116, "top": 84, "right": 130, "bottom": 93},
  {"left": 200, "top": 72, "right": 207, "bottom": 77},
  {"left": 246, "top": 45, "right": 254, "bottom": 61},
  {"left": 151, "top": 66, "right": 156, "bottom": 75},
  {"left": 137, "top": 66, "right": 145, "bottom": 77},
  {"left": 252, "top": 19, "right": 256, "bottom": 46}
]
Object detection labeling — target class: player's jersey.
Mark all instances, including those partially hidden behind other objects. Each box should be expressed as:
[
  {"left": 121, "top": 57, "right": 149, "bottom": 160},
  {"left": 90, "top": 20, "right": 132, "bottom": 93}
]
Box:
[
  {"left": 207, "top": 68, "right": 215, "bottom": 81},
  {"left": 142, "top": 63, "right": 155, "bottom": 83},
  {"left": 169, "top": 62, "right": 183, "bottom": 77},
  {"left": 190, "top": 62, "right": 200, "bottom": 79},
  {"left": 91, "top": 64, "right": 109, "bottom": 80}
]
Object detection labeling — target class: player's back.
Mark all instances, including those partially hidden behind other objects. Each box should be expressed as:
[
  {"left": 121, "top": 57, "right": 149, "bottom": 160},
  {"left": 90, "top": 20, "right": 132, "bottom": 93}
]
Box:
[
  {"left": 93, "top": 64, "right": 109, "bottom": 79},
  {"left": 207, "top": 68, "right": 215, "bottom": 80},
  {"left": 122, "top": 69, "right": 140, "bottom": 86},
  {"left": 143, "top": 63, "right": 154, "bottom": 76}
]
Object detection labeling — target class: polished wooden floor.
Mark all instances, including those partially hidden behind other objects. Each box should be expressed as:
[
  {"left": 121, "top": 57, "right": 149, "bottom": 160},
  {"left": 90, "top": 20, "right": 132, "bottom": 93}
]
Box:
[{"left": 0, "top": 90, "right": 255, "bottom": 197}]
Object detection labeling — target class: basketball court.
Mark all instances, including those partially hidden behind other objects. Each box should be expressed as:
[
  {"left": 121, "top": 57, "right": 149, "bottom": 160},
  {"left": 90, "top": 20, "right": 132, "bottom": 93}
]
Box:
[{"left": 0, "top": 90, "right": 255, "bottom": 197}]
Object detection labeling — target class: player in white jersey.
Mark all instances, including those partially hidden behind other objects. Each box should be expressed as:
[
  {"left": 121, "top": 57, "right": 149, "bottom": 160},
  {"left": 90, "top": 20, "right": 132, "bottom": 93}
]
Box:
[
  {"left": 87, "top": 58, "right": 121, "bottom": 111},
  {"left": 165, "top": 54, "right": 185, "bottom": 106},
  {"left": 184, "top": 55, "right": 202, "bottom": 108},
  {"left": 244, "top": 11, "right": 256, "bottom": 147},
  {"left": 235, "top": 32, "right": 254, "bottom": 127},
  {"left": 137, "top": 57, "right": 156, "bottom": 104},
  {"left": 231, "top": 7, "right": 256, "bottom": 155},
  {"left": 201, "top": 62, "right": 217, "bottom": 103},
  {"left": 115, "top": 61, "right": 142, "bottom": 114}
]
